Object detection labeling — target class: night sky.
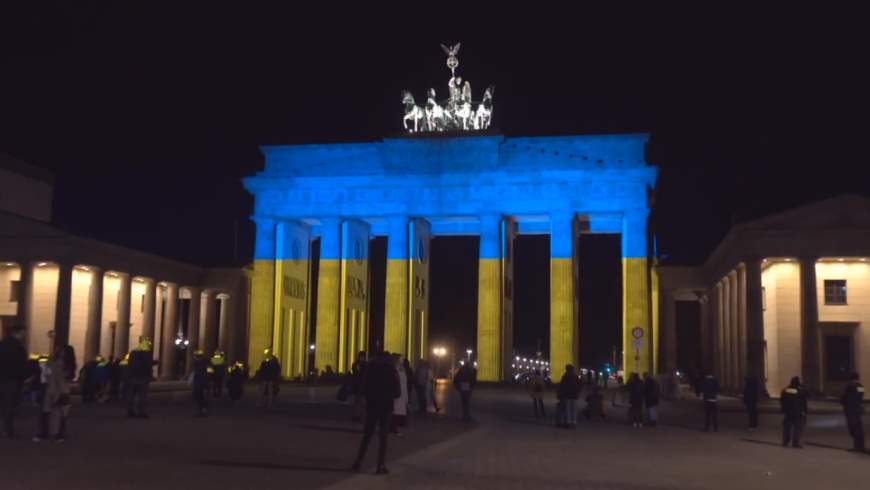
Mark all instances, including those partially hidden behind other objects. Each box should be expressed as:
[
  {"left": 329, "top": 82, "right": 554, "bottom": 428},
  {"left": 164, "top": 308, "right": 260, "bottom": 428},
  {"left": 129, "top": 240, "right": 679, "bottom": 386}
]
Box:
[{"left": 2, "top": 5, "right": 867, "bottom": 366}]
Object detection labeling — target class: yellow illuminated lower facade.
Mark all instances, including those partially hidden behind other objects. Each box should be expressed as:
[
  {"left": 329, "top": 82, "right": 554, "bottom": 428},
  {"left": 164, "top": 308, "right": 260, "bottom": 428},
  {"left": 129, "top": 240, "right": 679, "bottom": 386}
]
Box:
[
  {"left": 315, "top": 259, "right": 340, "bottom": 372},
  {"left": 550, "top": 258, "right": 576, "bottom": 377},
  {"left": 383, "top": 258, "right": 409, "bottom": 356},
  {"left": 623, "top": 257, "right": 652, "bottom": 379},
  {"left": 476, "top": 258, "right": 501, "bottom": 381},
  {"left": 247, "top": 259, "right": 275, "bottom": 369}
]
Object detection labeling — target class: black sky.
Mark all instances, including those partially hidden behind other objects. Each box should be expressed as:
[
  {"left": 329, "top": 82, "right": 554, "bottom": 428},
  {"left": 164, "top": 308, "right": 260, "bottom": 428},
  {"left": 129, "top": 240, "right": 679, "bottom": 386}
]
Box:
[{"left": 1, "top": 5, "right": 868, "bottom": 364}]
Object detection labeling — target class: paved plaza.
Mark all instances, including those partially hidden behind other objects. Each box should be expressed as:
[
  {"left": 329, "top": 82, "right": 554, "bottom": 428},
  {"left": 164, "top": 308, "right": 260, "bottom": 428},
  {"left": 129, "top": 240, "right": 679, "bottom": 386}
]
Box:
[{"left": 1, "top": 383, "right": 867, "bottom": 489}]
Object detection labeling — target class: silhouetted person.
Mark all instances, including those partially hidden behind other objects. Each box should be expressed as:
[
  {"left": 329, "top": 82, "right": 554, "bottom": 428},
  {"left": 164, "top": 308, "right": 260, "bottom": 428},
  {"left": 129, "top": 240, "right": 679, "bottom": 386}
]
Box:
[
  {"left": 107, "top": 357, "right": 122, "bottom": 401},
  {"left": 627, "top": 373, "right": 644, "bottom": 428},
  {"left": 643, "top": 373, "right": 660, "bottom": 427},
  {"left": 127, "top": 339, "right": 155, "bottom": 419},
  {"left": 79, "top": 358, "right": 99, "bottom": 403},
  {"left": 529, "top": 369, "right": 545, "bottom": 417},
  {"left": 583, "top": 385, "right": 605, "bottom": 420},
  {"left": 780, "top": 376, "right": 807, "bottom": 448},
  {"left": 700, "top": 373, "right": 720, "bottom": 432},
  {"left": 453, "top": 363, "right": 477, "bottom": 422},
  {"left": 191, "top": 350, "right": 209, "bottom": 416},
  {"left": 840, "top": 372, "right": 865, "bottom": 452},
  {"left": 256, "top": 349, "right": 281, "bottom": 408},
  {"left": 557, "top": 365, "right": 582, "bottom": 428},
  {"left": 352, "top": 351, "right": 400, "bottom": 475},
  {"left": 210, "top": 351, "right": 226, "bottom": 397},
  {"left": 33, "top": 346, "right": 72, "bottom": 442},
  {"left": 0, "top": 325, "right": 28, "bottom": 438},
  {"left": 743, "top": 376, "right": 760, "bottom": 431},
  {"left": 414, "top": 359, "right": 430, "bottom": 415},
  {"left": 351, "top": 351, "right": 367, "bottom": 421},
  {"left": 227, "top": 362, "right": 246, "bottom": 403}
]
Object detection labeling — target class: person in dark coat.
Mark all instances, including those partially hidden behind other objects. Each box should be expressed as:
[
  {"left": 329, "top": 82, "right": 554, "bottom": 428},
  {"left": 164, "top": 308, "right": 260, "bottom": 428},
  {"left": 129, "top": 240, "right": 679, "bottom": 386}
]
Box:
[
  {"left": 226, "top": 362, "right": 246, "bottom": 403},
  {"left": 79, "top": 358, "right": 99, "bottom": 403},
  {"left": 700, "top": 373, "right": 720, "bottom": 432},
  {"left": 352, "top": 351, "right": 400, "bottom": 475},
  {"left": 626, "top": 373, "right": 644, "bottom": 428},
  {"left": 350, "top": 351, "right": 367, "bottom": 422},
  {"left": 583, "top": 384, "right": 605, "bottom": 420},
  {"left": 840, "top": 372, "right": 865, "bottom": 452},
  {"left": 191, "top": 350, "right": 209, "bottom": 417},
  {"left": 743, "top": 376, "right": 760, "bottom": 431},
  {"left": 256, "top": 349, "right": 281, "bottom": 408},
  {"left": 643, "top": 373, "right": 660, "bottom": 427},
  {"left": 127, "top": 339, "right": 156, "bottom": 419},
  {"left": 453, "top": 362, "right": 477, "bottom": 422},
  {"left": 402, "top": 358, "right": 415, "bottom": 413},
  {"left": 209, "top": 351, "right": 227, "bottom": 398},
  {"left": 557, "top": 365, "right": 582, "bottom": 428},
  {"left": 0, "top": 325, "right": 28, "bottom": 438},
  {"left": 780, "top": 376, "right": 808, "bottom": 448},
  {"left": 107, "top": 357, "right": 121, "bottom": 401}
]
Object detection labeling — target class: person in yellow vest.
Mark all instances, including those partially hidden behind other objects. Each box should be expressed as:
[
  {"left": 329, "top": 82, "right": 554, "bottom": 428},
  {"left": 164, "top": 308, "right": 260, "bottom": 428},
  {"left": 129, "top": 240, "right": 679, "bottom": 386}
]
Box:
[
  {"left": 840, "top": 372, "right": 865, "bottom": 453},
  {"left": 127, "top": 339, "right": 155, "bottom": 419},
  {"left": 227, "top": 362, "right": 246, "bottom": 403},
  {"left": 191, "top": 350, "right": 209, "bottom": 417},
  {"left": 256, "top": 349, "right": 281, "bottom": 409},
  {"left": 210, "top": 351, "right": 227, "bottom": 398},
  {"left": 780, "top": 376, "right": 808, "bottom": 448}
]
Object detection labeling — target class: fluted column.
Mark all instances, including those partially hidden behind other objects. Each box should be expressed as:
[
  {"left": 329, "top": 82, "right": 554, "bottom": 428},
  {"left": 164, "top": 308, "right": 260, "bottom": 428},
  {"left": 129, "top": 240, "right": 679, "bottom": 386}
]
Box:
[
  {"left": 315, "top": 217, "right": 341, "bottom": 372},
  {"left": 15, "top": 261, "right": 32, "bottom": 338},
  {"left": 737, "top": 265, "right": 748, "bottom": 384},
  {"left": 218, "top": 294, "right": 230, "bottom": 353},
  {"left": 201, "top": 290, "right": 218, "bottom": 354},
  {"left": 53, "top": 262, "right": 73, "bottom": 349},
  {"left": 662, "top": 291, "right": 678, "bottom": 373},
  {"left": 716, "top": 282, "right": 724, "bottom": 381},
  {"left": 621, "top": 211, "right": 650, "bottom": 378},
  {"left": 185, "top": 287, "right": 201, "bottom": 374},
  {"left": 745, "top": 258, "right": 765, "bottom": 397},
  {"left": 141, "top": 278, "right": 157, "bottom": 342},
  {"left": 800, "top": 257, "right": 821, "bottom": 393},
  {"left": 477, "top": 213, "right": 503, "bottom": 381},
  {"left": 160, "top": 283, "right": 179, "bottom": 378},
  {"left": 383, "top": 215, "right": 409, "bottom": 356},
  {"left": 114, "top": 273, "right": 132, "bottom": 360},
  {"left": 698, "top": 293, "right": 711, "bottom": 375},
  {"left": 84, "top": 268, "right": 104, "bottom": 362},
  {"left": 729, "top": 271, "right": 739, "bottom": 390},
  {"left": 248, "top": 216, "right": 276, "bottom": 369}
]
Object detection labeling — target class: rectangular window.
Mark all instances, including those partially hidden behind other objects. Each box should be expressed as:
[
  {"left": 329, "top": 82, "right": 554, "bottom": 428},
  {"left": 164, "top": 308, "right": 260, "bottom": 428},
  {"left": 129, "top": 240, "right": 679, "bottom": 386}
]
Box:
[{"left": 824, "top": 280, "right": 847, "bottom": 305}]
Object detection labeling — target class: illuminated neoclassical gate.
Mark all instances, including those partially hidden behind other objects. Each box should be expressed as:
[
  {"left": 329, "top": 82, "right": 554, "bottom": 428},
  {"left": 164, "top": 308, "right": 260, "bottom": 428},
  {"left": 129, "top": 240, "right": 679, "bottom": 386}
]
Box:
[{"left": 244, "top": 134, "right": 658, "bottom": 381}]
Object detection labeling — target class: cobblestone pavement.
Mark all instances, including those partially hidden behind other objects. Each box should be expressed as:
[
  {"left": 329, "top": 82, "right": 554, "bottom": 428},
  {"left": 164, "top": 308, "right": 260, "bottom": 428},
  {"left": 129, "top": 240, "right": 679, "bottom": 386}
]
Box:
[{"left": 1, "top": 382, "right": 867, "bottom": 489}]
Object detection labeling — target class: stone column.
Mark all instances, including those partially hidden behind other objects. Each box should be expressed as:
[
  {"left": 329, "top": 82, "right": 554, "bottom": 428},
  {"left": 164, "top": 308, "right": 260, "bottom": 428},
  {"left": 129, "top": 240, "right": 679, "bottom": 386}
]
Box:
[
  {"left": 729, "top": 271, "right": 739, "bottom": 390},
  {"left": 185, "top": 287, "right": 201, "bottom": 375},
  {"left": 716, "top": 282, "right": 724, "bottom": 381},
  {"left": 737, "top": 264, "right": 748, "bottom": 384},
  {"left": 248, "top": 216, "right": 276, "bottom": 369},
  {"left": 799, "top": 257, "right": 821, "bottom": 393},
  {"left": 550, "top": 212, "right": 578, "bottom": 378},
  {"left": 15, "top": 262, "right": 33, "bottom": 345},
  {"left": 745, "top": 258, "right": 765, "bottom": 397},
  {"left": 315, "top": 217, "right": 342, "bottom": 372},
  {"left": 218, "top": 294, "right": 231, "bottom": 353},
  {"left": 661, "top": 291, "right": 678, "bottom": 373},
  {"left": 698, "top": 293, "right": 711, "bottom": 375},
  {"left": 477, "top": 213, "right": 503, "bottom": 381},
  {"left": 141, "top": 278, "right": 157, "bottom": 342},
  {"left": 114, "top": 273, "right": 132, "bottom": 360},
  {"left": 160, "top": 283, "right": 179, "bottom": 379},
  {"left": 84, "top": 268, "right": 104, "bottom": 363},
  {"left": 53, "top": 262, "right": 73, "bottom": 350},
  {"left": 383, "top": 215, "right": 409, "bottom": 356},
  {"left": 621, "top": 211, "right": 650, "bottom": 378},
  {"left": 722, "top": 275, "right": 732, "bottom": 390},
  {"left": 201, "top": 290, "right": 218, "bottom": 354}
]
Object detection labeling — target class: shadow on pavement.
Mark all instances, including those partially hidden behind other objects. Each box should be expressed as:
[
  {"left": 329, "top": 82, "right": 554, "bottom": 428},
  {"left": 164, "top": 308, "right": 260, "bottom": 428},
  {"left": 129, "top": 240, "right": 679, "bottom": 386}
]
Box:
[{"left": 297, "top": 424, "right": 361, "bottom": 434}]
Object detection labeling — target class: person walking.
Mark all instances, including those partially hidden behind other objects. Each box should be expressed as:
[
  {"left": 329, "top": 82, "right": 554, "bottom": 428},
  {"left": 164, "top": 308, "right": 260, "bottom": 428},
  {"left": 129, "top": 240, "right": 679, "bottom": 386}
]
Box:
[
  {"left": 391, "top": 354, "right": 409, "bottom": 434},
  {"left": 643, "top": 373, "right": 660, "bottom": 427},
  {"left": 352, "top": 351, "right": 400, "bottom": 475},
  {"left": 256, "top": 349, "right": 281, "bottom": 409},
  {"left": 33, "top": 346, "right": 71, "bottom": 442},
  {"left": 557, "top": 365, "right": 582, "bottom": 428},
  {"left": 226, "top": 361, "right": 246, "bottom": 403},
  {"left": 0, "top": 325, "right": 29, "bottom": 438},
  {"left": 780, "top": 376, "right": 807, "bottom": 448},
  {"left": 453, "top": 361, "right": 476, "bottom": 422},
  {"left": 840, "top": 371, "right": 865, "bottom": 453},
  {"left": 191, "top": 350, "right": 209, "bottom": 417},
  {"left": 402, "top": 358, "right": 415, "bottom": 414},
  {"left": 529, "top": 368, "right": 546, "bottom": 417},
  {"left": 127, "top": 339, "right": 155, "bottom": 419},
  {"left": 209, "top": 351, "right": 227, "bottom": 398},
  {"left": 743, "top": 376, "right": 760, "bottom": 431},
  {"left": 627, "top": 373, "right": 644, "bottom": 428},
  {"left": 700, "top": 372, "right": 720, "bottom": 432}
]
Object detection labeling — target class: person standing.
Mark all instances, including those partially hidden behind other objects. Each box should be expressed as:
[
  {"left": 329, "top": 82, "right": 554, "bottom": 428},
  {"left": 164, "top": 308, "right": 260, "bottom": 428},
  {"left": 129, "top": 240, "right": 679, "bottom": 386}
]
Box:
[
  {"left": 529, "top": 368, "right": 546, "bottom": 417},
  {"left": 127, "top": 339, "right": 155, "bottom": 419},
  {"left": 391, "top": 354, "right": 409, "bottom": 434},
  {"left": 627, "top": 373, "right": 644, "bottom": 428},
  {"left": 33, "top": 346, "right": 71, "bottom": 442},
  {"left": 226, "top": 362, "right": 246, "bottom": 403},
  {"left": 210, "top": 351, "right": 227, "bottom": 398},
  {"left": 190, "top": 350, "right": 209, "bottom": 417},
  {"left": 352, "top": 351, "right": 400, "bottom": 475},
  {"left": 583, "top": 385, "right": 605, "bottom": 420},
  {"left": 0, "top": 325, "right": 28, "bottom": 438},
  {"left": 780, "top": 376, "right": 807, "bottom": 448},
  {"left": 350, "top": 351, "right": 367, "bottom": 421},
  {"left": 743, "top": 376, "right": 760, "bottom": 431},
  {"left": 643, "top": 373, "right": 660, "bottom": 427},
  {"left": 840, "top": 372, "right": 865, "bottom": 453},
  {"left": 453, "top": 361, "right": 476, "bottom": 422},
  {"left": 414, "top": 359, "right": 430, "bottom": 415},
  {"left": 256, "top": 349, "right": 281, "bottom": 409},
  {"left": 701, "top": 372, "right": 720, "bottom": 432},
  {"left": 557, "top": 365, "right": 582, "bottom": 428}
]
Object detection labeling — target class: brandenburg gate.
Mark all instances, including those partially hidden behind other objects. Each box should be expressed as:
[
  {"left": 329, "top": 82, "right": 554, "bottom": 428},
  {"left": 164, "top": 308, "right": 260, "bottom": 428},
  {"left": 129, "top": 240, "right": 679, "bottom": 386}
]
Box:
[
  {"left": 243, "top": 44, "right": 658, "bottom": 381},
  {"left": 244, "top": 133, "right": 657, "bottom": 381}
]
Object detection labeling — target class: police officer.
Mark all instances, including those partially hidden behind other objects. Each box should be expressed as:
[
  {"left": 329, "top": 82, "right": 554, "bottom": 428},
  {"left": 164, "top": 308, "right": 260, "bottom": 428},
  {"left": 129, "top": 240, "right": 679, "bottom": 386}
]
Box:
[
  {"left": 780, "top": 376, "right": 808, "bottom": 448},
  {"left": 210, "top": 350, "right": 227, "bottom": 398},
  {"left": 191, "top": 350, "right": 209, "bottom": 417},
  {"left": 226, "top": 362, "right": 246, "bottom": 403},
  {"left": 127, "top": 339, "right": 155, "bottom": 419},
  {"left": 840, "top": 372, "right": 865, "bottom": 453}
]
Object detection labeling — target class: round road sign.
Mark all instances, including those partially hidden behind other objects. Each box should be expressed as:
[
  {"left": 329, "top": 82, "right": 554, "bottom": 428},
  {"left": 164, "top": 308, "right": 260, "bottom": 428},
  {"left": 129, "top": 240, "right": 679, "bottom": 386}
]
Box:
[{"left": 631, "top": 327, "right": 644, "bottom": 339}]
